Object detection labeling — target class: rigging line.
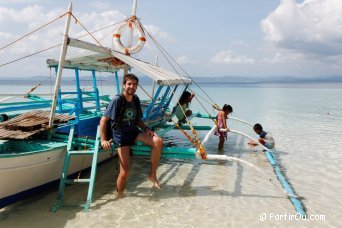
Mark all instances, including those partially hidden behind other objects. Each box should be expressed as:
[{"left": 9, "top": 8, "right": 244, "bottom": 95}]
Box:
[
  {"left": 76, "top": 20, "right": 124, "bottom": 40},
  {"left": 140, "top": 23, "right": 212, "bottom": 97},
  {"left": 138, "top": 84, "right": 153, "bottom": 100},
  {"left": 161, "top": 89, "right": 205, "bottom": 157},
  {"left": 191, "top": 90, "right": 214, "bottom": 107},
  {"left": 140, "top": 23, "right": 219, "bottom": 116},
  {"left": 99, "top": 26, "right": 118, "bottom": 43},
  {"left": 189, "top": 89, "right": 216, "bottom": 123},
  {"left": 140, "top": 23, "right": 182, "bottom": 77},
  {"left": 132, "top": 24, "right": 214, "bottom": 134},
  {"left": 26, "top": 71, "right": 55, "bottom": 94},
  {"left": 0, "top": 12, "right": 68, "bottom": 52},
  {"left": 72, "top": 15, "right": 209, "bottom": 126},
  {"left": 163, "top": 81, "right": 189, "bottom": 122},
  {"left": 72, "top": 15, "right": 154, "bottom": 102},
  {"left": 163, "top": 81, "right": 207, "bottom": 158},
  {"left": 174, "top": 121, "right": 198, "bottom": 147},
  {"left": 141, "top": 27, "right": 202, "bottom": 121},
  {"left": 165, "top": 78, "right": 214, "bottom": 126},
  {"left": 0, "top": 44, "right": 61, "bottom": 68},
  {"left": 70, "top": 14, "right": 116, "bottom": 57}
]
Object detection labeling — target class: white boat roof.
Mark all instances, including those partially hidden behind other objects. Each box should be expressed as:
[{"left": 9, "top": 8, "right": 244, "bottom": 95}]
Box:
[{"left": 46, "top": 38, "right": 192, "bottom": 86}]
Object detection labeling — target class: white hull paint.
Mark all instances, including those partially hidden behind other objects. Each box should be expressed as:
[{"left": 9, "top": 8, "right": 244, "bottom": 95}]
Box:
[{"left": 0, "top": 146, "right": 113, "bottom": 201}]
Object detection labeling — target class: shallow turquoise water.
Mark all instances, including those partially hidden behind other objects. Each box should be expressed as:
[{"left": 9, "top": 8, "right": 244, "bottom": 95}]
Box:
[{"left": 1, "top": 82, "right": 341, "bottom": 227}]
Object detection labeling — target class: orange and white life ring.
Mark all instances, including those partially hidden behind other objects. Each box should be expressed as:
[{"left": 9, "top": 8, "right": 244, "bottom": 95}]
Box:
[{"left": 113, "top": 18, "right": 146, "bottom": 54}]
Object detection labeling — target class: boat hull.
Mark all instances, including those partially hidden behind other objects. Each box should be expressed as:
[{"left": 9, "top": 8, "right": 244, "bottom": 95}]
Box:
[{"left": 0, "top": 140, "right": 113, "bottom": 208}]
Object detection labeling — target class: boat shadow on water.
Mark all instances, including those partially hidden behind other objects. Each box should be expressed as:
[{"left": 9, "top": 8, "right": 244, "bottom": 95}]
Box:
[{"left": 0, "top": 144, "right": 288, "bottom": 227}]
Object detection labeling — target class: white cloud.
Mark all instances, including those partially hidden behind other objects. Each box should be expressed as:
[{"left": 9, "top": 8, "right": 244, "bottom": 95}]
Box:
[
  {"left": 176, "top": 56, "right": 196, "bottom": 65},
  {"left": 88, "top": 1, "right": 113, "bottom": 11},
  {"left": 143, "top": 24, "right": 174, "bottom": 43},
  {"left": 262, "top": 51, "right": 305, "bottom": 64},
  {"left": 211, "top": 50, "right": 254, "bottom": 64},
  {"left": 0, "top": 31, "right": 12, "bottom": 39},
  {"left": 0, "top": 0, "right": 43, "bottom": 3},
  {"left": 261, "top": 0, "right": 342, "bottom": 56},
  {"left": 0, "top": 4, "right": 167, "bottom": 76}
]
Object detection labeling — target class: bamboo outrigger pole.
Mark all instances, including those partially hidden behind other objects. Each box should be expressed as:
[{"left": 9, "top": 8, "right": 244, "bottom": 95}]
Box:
[{"left": 48, "top": 2, "right": 73, "bottom": 129}]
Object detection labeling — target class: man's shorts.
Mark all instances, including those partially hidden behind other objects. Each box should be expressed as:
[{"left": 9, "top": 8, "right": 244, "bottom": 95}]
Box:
[{"left": 113, "top": 128, "right": 140, "bottom": 147}]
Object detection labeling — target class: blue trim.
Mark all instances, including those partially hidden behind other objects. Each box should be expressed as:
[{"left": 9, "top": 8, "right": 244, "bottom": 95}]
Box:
[
  {"left": 158, "top": 85, "right": 170, "bottom": 111},
  {"left": 74, "top": 67, "right": 83, "bottom": 110},
  {"left": 265, "top": 151, "right": 306, "bottom": 216},
  {"left": 144, "top": 85, "right": 162, "bottom": 119},
  {"left": 55, "top": 66, "right": 63, "bottom": 113},
  {"left": 0, "top": 178, "right": 61, "bottom": 209},
  {"left": 184, "top": 84, "right": 189, "bottom": 91},
  {"left": 0, "top": 103, "right": 51, "bottom": 112},
  {"left": 57, "top": 116, "right": 101, "bottom": 137},
  {"left": 164, "top": 85, "right": 178, "bottom": 109},
  {"left": 91, "top": 70, "right": 100, "bottom": 111},
  {"left": 115, "top": 71, "right": 120, "bottom": 94}
]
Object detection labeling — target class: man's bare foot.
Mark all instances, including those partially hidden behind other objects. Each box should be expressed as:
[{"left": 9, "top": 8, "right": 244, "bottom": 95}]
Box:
[
  {"left": 115, "top": 190, "right": 125, "bottom": 199},
  {"left": 148, "top": 176, "right": 161, "bottom": 190}
]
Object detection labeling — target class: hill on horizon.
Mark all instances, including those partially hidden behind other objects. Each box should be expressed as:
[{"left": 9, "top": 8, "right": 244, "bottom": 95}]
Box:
[{"left": 1, "top": 75, "right": 342, "bottom": 83}]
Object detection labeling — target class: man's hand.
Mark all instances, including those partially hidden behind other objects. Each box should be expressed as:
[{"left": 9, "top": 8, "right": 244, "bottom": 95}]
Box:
[{"left": 101, "top": 140, "right": 112, "bottom": 150}]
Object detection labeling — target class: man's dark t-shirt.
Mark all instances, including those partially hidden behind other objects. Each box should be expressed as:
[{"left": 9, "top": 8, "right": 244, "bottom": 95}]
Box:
[{"left": 104, "top": 94, "right": 143, "bottom": 146}]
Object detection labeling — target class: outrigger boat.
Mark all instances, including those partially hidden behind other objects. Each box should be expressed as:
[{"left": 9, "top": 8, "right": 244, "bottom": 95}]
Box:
[{"left": 0, "top": 1, "right": 306, "bottom": 216}]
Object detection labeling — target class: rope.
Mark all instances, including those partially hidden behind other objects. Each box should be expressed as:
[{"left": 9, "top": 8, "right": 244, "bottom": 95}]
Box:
[
  {"left": 26, "top": 73, "right": 54, "bottom": 94},
  {"left": 138, "top": 84, "right": 153, "bottom": 100},
  {"left": 174, "top": 122, "right": 198, "bottom": 147},
  {"left": 188, "top": 123, "right": 207, "bottom": 159},
  {"left": 77, "top": 21, "right": 123, "bottom": 40},
  {"left": 141, "top": 23, "right": 218, "bottom": 106},
  {"left": 70, "top": 14, "right": 115, "bottom": 58},
  {"left": 0, "top": 12, "right": 67, "bottom": 52},
  {"left": 69, "top": 15, "right": 158, "bottom": 108},
  {"left": 0, "top": 44, "right": 61, "bottom": 68},
  {"left": 0, "top": 17, "right": 123, "bottom": 68},
  {"left": 140, "top": 23, "right": 219, "bottom": 124},
  {"left": 167, "top": 114, "right": 207, "bottom": 159}
]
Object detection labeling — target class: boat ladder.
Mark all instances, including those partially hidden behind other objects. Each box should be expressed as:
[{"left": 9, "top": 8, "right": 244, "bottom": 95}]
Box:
[{"left": 51, "top": 125, "right": 101, "bottom": 212}]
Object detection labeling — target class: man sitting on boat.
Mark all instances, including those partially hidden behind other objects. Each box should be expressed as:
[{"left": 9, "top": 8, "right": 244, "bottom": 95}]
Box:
[
  {"left": 174, "top": 91, "right": 195, "bottom": 123},
  {"left": 249, "top": 123, "right": 275, "bottom": 149},
  {"left": 100, "top": 74, "right": 163, "bottom": 197}
]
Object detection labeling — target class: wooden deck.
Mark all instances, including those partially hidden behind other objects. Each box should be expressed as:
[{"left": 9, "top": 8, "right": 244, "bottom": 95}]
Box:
[{"left": 0, "top": 110, "right": 74, "bottom": 139}]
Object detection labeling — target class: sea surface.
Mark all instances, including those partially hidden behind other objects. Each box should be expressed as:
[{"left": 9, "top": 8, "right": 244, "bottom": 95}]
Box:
[{"left": 0, "top": 81, "right": 341, "bottom": 228}]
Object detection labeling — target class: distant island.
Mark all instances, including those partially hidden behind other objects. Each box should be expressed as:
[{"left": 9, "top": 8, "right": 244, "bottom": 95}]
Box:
[{"left": 1, "top": 74, "right": 342, "bottom": 85}]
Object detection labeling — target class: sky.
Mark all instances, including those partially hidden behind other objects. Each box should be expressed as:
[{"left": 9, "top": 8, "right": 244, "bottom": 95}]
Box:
[{"left": 0, "top": 0, "right": 342, "bottom": 78}]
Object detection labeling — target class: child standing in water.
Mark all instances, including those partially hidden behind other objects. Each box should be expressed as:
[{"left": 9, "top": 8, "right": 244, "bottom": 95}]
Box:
[{"left": 214, "top": 104, "right": 233, "bottom": 151}]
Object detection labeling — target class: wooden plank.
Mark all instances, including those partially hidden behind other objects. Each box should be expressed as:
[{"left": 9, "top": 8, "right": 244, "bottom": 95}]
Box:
[{"left": 0, "top": 110, "right": 75, "bottom": 139}]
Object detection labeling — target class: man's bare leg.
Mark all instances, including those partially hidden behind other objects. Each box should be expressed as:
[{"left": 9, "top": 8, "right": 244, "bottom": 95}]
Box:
[
  {"left": 117, "top": 146, "right": 131, "bottom": 197},
  {"left": 136, "top": 132, "right": 163, "bottom": 189}
]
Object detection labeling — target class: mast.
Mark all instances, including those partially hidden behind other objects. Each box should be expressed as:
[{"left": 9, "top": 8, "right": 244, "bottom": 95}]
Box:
[
  {"left": 48, "top": 2, "right": 73, "bottom": 129},
  {"left": 131, "top": 0, "right": 137, "bottom": 17},
  {"left": 124, "top": 0, "right": 138, "bottom": 76},
  {"left": 128, "top": 0, "right": 138, "bottom": 48}
]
